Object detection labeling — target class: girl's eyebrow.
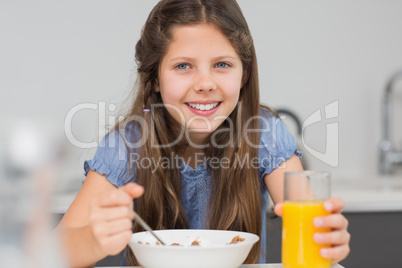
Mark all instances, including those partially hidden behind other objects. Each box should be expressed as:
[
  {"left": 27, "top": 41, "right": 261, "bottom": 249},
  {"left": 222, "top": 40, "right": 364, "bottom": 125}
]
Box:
[{"left": 168, "top": 55, "right": 238, "bottom": 62}]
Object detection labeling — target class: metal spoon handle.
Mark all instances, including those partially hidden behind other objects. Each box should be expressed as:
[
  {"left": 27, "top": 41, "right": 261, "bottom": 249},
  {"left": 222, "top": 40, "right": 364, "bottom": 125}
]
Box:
[{"left": 133, "top": 211, "right": 166, "bottom": 245}]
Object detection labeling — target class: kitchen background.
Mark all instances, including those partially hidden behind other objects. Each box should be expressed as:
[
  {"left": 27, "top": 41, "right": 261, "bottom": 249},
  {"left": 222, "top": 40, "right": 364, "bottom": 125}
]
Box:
[{"left": 1, "top": 1, "right": 402, "bottom": 267}]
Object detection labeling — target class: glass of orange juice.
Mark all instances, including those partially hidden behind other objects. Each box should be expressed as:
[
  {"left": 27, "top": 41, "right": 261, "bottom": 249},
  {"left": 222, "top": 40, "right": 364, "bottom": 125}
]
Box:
[{"left": 282, "top": 171, "right": 331, "bottom": 268}]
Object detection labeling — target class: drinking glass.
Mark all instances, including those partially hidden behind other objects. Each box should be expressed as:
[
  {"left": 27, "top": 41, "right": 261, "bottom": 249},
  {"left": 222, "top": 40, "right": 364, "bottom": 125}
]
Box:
[{"left": 282, "top": 171, "right": 331, "bottom": 268}]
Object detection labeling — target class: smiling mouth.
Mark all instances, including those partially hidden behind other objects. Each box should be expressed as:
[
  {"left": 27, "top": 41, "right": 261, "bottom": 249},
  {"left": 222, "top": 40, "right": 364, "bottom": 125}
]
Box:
[{"left": 185, "top": 102, "right": 221, "bottom": 111}]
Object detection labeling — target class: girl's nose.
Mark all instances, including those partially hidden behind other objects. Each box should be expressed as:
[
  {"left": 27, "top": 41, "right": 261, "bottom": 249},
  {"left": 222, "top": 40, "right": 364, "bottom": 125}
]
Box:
[{"left": 193, "top": 72, "right": 216, "bottom": 92}]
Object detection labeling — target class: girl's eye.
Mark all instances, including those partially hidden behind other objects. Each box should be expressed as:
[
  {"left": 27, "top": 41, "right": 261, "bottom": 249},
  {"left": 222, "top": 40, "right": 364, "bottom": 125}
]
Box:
[
  {"left": 175, "top": 63, "right": 190, "bottom": 70},
  {"left": 216, "top": 62, "right": 230, "bottom": 68}
]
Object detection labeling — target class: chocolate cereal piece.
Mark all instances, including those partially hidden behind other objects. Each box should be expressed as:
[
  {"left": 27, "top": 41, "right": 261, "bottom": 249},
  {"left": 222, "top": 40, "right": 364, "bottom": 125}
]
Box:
[
  {"left": 229, "top": 235, "right": 245, "bottom": 244},
  {"left": 191, "top": 240, "right": 200, "bottom": 246}
]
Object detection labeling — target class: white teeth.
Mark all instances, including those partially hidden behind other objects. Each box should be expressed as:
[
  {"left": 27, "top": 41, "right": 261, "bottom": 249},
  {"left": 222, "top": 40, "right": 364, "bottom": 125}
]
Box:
[{"left": 187, "top": 102, "right": 219, "bottom": 111}]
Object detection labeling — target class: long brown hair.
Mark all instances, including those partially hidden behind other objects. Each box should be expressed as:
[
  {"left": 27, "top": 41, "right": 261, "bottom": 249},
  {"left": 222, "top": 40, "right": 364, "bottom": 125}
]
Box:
[{"left": 118, "top": 0, "right": 274, "bottom": 264}]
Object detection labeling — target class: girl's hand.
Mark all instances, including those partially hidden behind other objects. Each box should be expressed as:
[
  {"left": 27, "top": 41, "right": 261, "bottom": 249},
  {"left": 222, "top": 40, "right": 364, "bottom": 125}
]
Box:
[
  {"left": 89, "top": 183, "right": 144, "bottom": 256},
  {"left": 274, "top": 196, "right": 351, "bottom": 264}
]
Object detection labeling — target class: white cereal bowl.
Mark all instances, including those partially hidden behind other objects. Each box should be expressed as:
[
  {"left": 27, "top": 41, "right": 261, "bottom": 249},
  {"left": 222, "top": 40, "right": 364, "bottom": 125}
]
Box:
[{"left": 128, "top": 229, "right": 260, "bottom": 268}]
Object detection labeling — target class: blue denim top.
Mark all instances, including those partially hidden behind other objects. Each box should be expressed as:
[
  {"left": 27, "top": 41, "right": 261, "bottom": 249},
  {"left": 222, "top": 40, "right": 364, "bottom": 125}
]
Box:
[{"left": 84, "top": 108, "right": 301, "bottom": 264}]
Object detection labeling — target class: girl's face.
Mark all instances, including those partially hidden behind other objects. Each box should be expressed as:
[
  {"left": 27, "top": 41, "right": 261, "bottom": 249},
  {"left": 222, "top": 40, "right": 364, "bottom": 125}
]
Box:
[{"left": 157, "top": 24, "right": 245, "bottom": 143}]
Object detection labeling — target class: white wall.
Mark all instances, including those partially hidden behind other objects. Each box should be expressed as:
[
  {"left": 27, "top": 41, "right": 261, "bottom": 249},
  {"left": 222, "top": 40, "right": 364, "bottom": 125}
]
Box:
[
  {"left": 242, "top": 1, "right": 402, "bottom": 178},
  {"left": 2, "top": 0, "right": 402, "bottom": 183}
]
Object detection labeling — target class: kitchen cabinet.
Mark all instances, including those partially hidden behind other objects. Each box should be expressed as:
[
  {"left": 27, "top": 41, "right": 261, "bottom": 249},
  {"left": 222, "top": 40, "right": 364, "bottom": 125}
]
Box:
[{"left": 265, "top": 211, "right": 402, "bottom": 268}]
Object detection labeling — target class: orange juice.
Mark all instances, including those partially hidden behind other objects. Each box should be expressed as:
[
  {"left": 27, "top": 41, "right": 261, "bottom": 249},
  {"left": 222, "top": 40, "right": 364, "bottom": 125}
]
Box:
[{"left": 282, "top": 200, "right": 331, "bottom": 268}]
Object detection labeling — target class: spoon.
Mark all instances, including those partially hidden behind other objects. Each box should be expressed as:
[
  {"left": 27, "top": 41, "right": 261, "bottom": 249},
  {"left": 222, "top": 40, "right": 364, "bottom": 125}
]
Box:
[{"left": 133, "top": 210, "right": 166, "bottom": 245}]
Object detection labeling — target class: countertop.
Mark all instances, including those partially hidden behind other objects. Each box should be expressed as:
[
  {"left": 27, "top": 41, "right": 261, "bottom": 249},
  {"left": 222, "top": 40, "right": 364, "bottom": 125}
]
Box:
[
  {"left": 331, "top": 176, "right": 402, "bottom": 212},
  {"left": 50, "top": 176, "right": 402, "bottom": 214},
  {"left": 97, "top": 264, "right": 344, "bottom": 268}
]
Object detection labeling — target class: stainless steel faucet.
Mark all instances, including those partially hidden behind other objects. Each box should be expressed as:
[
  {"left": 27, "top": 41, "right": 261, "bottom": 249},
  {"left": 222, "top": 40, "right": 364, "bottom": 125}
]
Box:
[{"left": 379, "top": 70, "right": 402, "bottom": 175}]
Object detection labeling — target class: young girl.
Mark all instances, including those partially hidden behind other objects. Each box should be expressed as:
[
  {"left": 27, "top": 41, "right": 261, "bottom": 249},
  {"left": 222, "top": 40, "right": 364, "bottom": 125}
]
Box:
[{"left": 57, "top": 0, "right": 350, "bottom": 266}]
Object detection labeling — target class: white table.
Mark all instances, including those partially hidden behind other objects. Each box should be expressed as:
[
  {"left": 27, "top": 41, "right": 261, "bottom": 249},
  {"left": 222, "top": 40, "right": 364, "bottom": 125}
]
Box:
[{"left": 98, "top": 264, "right": 344, "bottom": 268}]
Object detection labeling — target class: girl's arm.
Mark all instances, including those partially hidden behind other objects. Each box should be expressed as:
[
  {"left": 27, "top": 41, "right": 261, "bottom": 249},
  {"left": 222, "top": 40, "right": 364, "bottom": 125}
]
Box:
[
  {"left": 56, "top": 170, "right": 143, "bottom": 268},
  {"left": 264, "top": 153, "right": 350, "bottom": 264},
  {"left": 264, "top": 154, "right": 304, "bottom": 204}
]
